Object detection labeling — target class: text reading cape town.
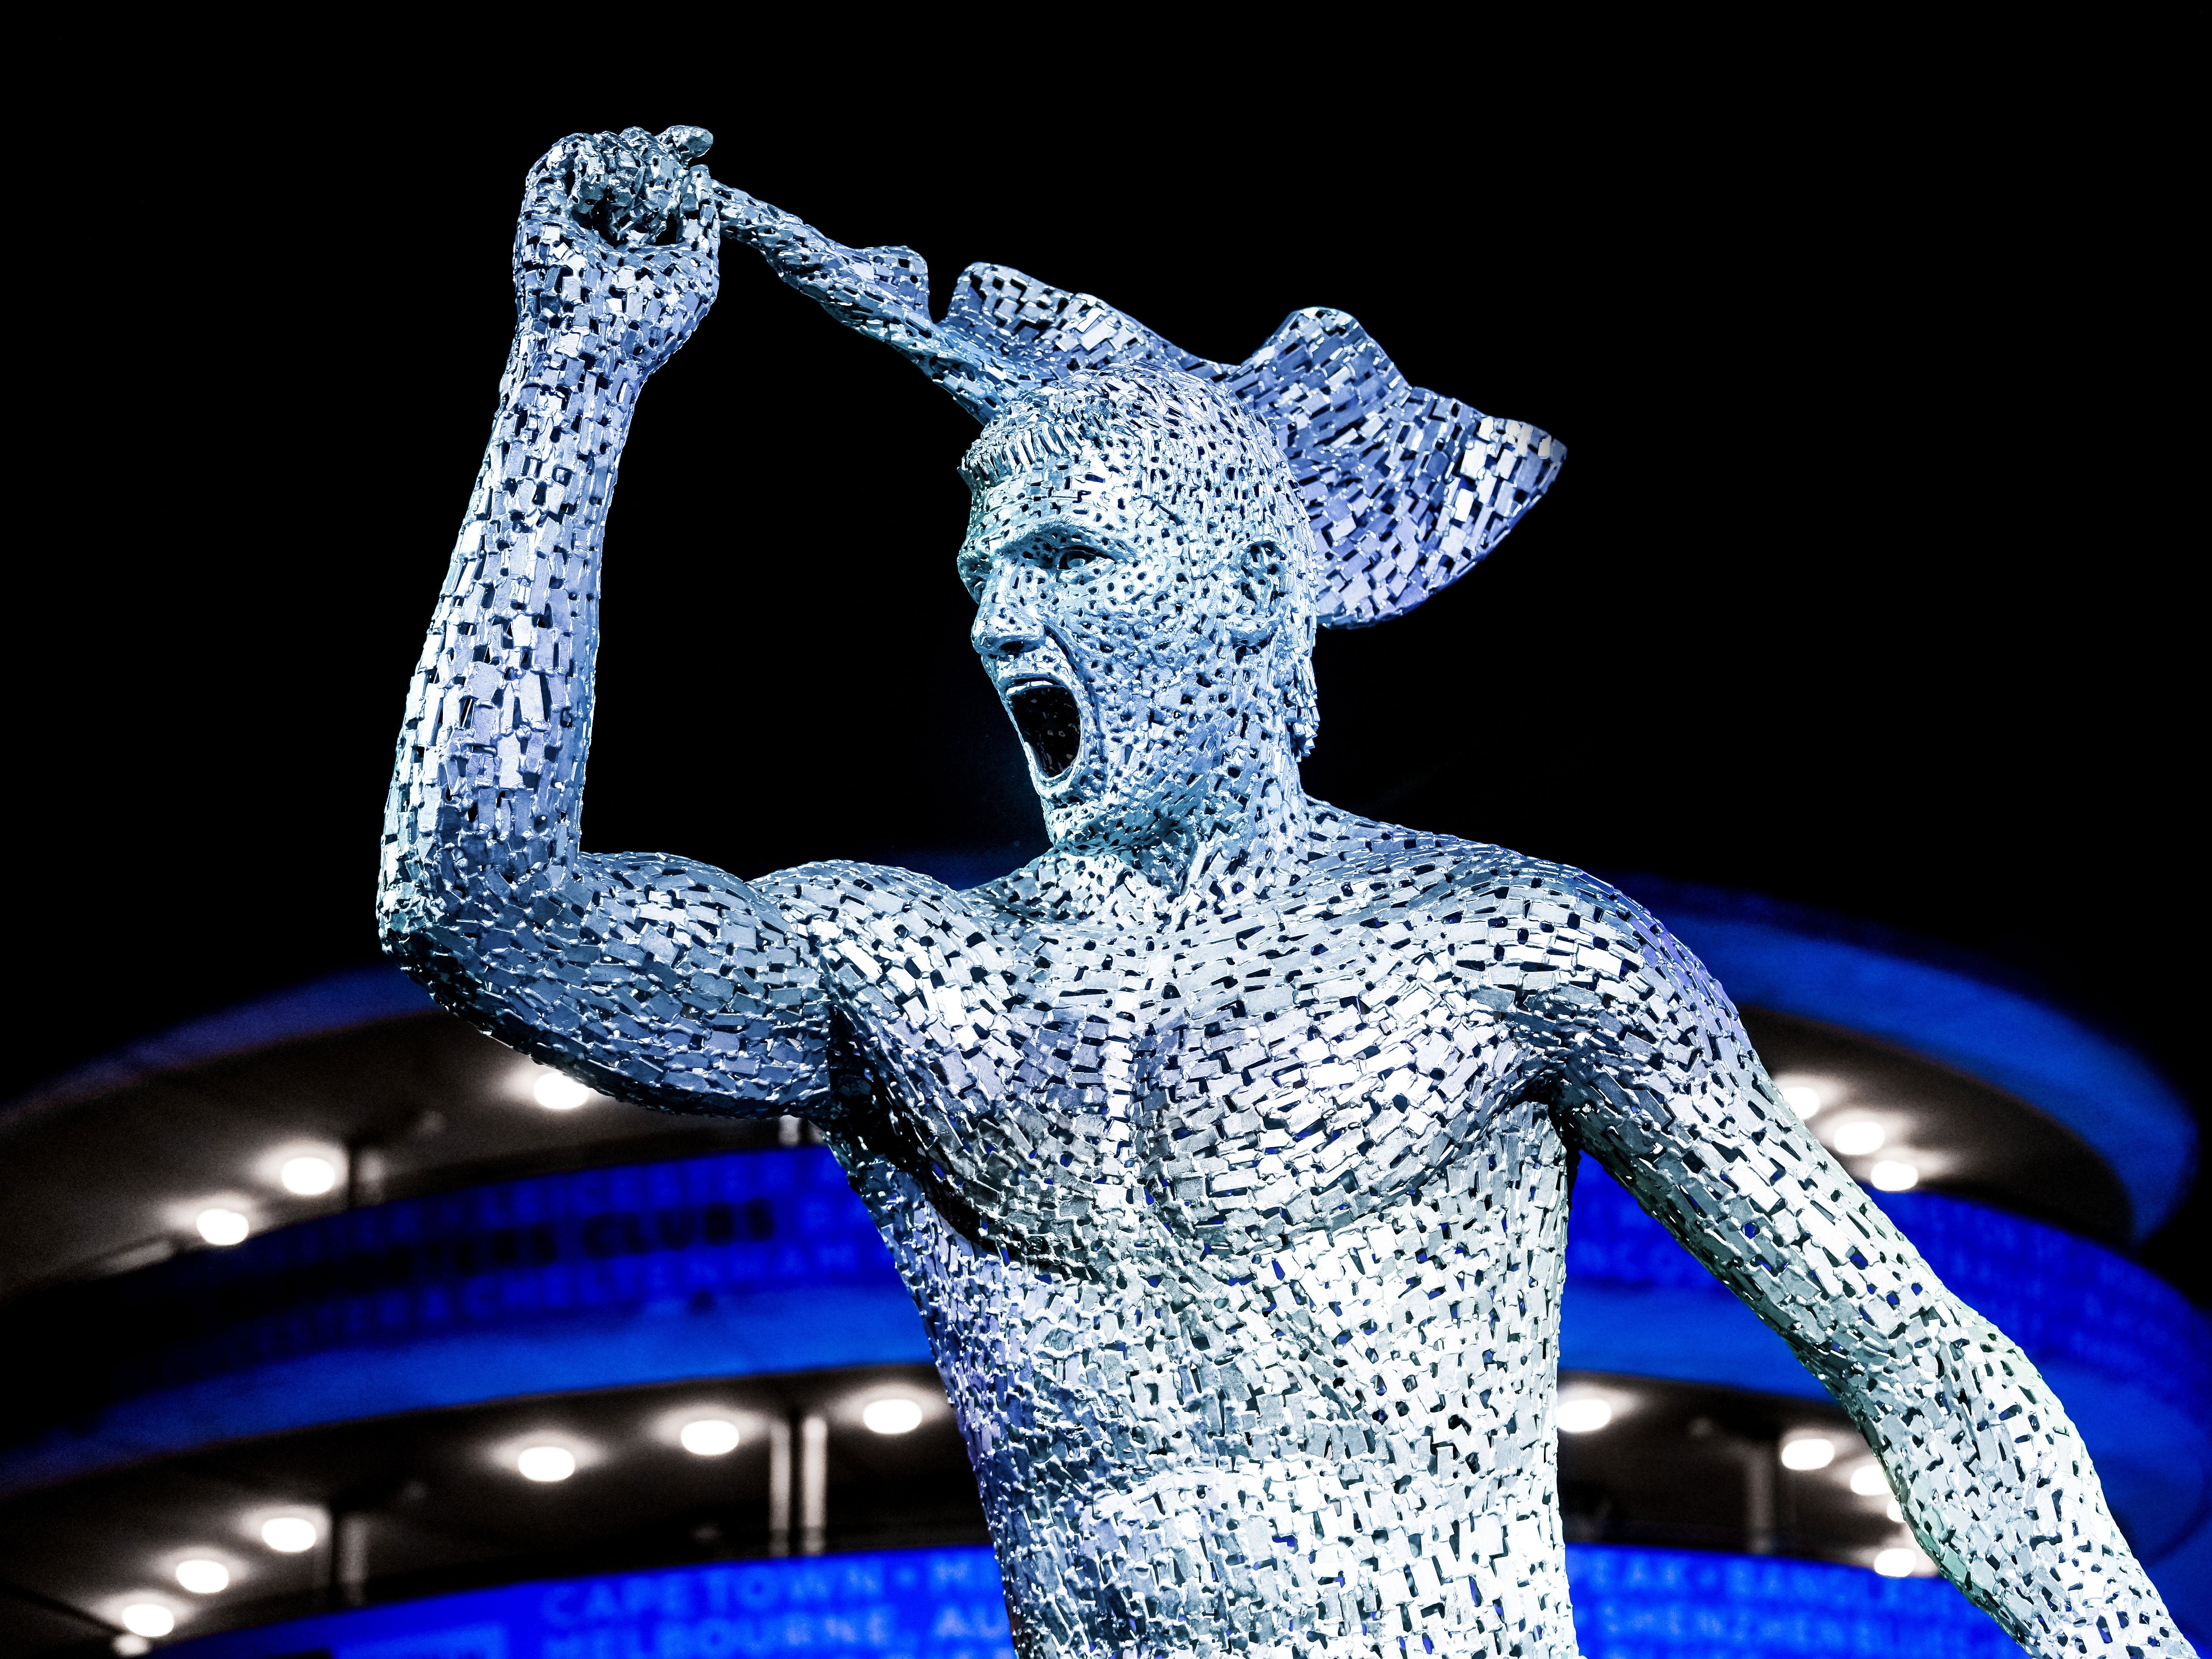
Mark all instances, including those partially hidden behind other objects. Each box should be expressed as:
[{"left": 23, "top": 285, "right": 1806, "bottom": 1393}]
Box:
[{"left": 377, "top": 127, "right": 2189, "bottom": 1659}]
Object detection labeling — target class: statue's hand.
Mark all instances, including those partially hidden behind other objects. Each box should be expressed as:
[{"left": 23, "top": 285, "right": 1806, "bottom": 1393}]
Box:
[{"left": 513, "top": 125, "right": 720, "bottom": 375}]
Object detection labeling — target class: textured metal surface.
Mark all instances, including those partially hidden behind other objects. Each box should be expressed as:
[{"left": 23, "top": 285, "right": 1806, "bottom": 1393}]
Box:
[{"left": 378, "top": 126, "right": 2188, "bottom": 1657}]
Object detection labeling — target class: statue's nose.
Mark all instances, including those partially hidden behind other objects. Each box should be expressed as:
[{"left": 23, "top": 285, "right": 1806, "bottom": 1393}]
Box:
[{"left": 972, "top": 574, "right": 1048, "bottom": 658}]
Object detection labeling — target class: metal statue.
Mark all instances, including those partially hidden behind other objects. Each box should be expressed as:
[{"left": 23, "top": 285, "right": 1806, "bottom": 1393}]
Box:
[{"left": 379, "top": 125, "right": 2189, "bottom": 1658}]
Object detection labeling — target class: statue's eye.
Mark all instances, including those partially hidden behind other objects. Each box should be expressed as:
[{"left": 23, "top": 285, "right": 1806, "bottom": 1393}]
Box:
[{"left": 1058, "top": 548, "right": 1109, "bottom": 573}]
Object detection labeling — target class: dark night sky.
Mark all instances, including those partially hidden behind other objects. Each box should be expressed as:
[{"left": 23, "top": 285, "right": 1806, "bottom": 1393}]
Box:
[{"left": 17, "top": 70, "right": 2196, "bottom": 1289}]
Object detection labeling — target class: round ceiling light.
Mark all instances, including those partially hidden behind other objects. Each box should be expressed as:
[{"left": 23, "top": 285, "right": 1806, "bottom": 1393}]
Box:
[
  {"left": 1556, "top": 1398, "right": 1613, "bottom": 1434},
  {"left": 174, "top": 1560, "right": 229, "bottom": 1594},
  {"left": 1873, "top": 1546, "right": 1926, "bottom": 1578},
  {"left": 118, "top": 1606, "right": 175, "bottom": 1638},
  {"left": 534, "top": 1073, "right": 592, "bottom": 1111},
  {"left": 1849, "top": 1463, "right": 1888, "bottom": 1496},
  {"left": 1780, "top": 1434, "right": 1836, "bottom": 1470},
  {"left": 260, "top": 1516, "right": 318, "bottom": 1553},
  {"left": 1869, "top": 1160, "right": 1919, "bottom": 1191},
  {"left": 1778, "top": 1083, "right": 1824, "bottom": 1119},
  {"left": 679, "top": 1418, "right": 741, "bottom": 1456},
  {"left": 516, "top": 1445, "right": 577, "bottom": 1482},
  {"left": 280, "top": 1156, "right": 337, "bottom": 1196},
  {"left": 196, "top": 1208, "right": 249, "bottom": 1246},
  {"left": 1830, "top": 1120, "right": 1886, "bottom": 1157},
  {"left": 862, "top": 1399, "right": 924, "bottom": 1435}
]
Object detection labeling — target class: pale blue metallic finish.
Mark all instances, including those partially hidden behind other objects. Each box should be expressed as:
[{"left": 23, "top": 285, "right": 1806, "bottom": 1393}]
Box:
[{"left": 372, "top": 127, "right": 2192, "bottom": 1656}]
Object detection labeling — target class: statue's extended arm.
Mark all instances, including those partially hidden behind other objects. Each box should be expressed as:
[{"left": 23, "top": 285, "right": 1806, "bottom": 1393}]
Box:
[
  {"left": 1526, "top": 883, "right": 2189, "bottom": 1656},
  {"left": 708, "top": 182, "right": 1043, "bottom": 421},
  {"left": 377, "top": 128, "right": 829, "bottom": 1115}
]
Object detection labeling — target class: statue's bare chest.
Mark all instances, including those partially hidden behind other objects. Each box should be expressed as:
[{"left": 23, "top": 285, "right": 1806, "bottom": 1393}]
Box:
[{"left": 838, "top": 888, "right": 1552, "bottom": 1257}]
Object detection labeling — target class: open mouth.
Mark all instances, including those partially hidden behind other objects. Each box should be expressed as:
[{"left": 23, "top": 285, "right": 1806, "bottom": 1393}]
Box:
[{"left": 1006, "top": 681, "right": 1083, "bottom": 778}]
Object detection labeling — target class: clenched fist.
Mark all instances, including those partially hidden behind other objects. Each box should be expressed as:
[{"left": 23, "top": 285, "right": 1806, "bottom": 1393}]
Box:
[{"left": 514, "top": 125, "right": 721, "bottom": 379}]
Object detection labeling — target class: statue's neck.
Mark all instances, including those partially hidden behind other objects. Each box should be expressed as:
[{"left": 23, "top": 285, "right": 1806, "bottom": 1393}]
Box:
[
  {"left": 1023, "top": 743, "right": 1316, "bottom": 930},
  {"left": 1139, "top": 746, "right": 1313, "bottom": 907}
]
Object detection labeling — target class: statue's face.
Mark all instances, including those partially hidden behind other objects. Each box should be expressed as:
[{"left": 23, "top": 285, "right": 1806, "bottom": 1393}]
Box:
[{"left": 958, "top": 430, "right": 1283, "bottom": 850}]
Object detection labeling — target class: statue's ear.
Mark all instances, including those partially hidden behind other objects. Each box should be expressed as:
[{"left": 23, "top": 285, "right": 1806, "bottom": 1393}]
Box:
[{"left": 1225, "top": 541, "right": 1291, "bottom": 646}]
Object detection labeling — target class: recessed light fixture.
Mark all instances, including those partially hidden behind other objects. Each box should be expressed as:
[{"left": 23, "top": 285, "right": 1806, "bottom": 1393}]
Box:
[
  {"left": 259, "top": 1516, "right": 318, "bottom": 1553},
  {"left": 1869, "top": 1160, "right": 1919, "bottom": 1192},
  {"left": 196, "top": 1208, "right": 250, "bottom": 1246},
  {"left": 862, "top": 1399, "right": 923, "bottom": 1435},
  {"left": 1780, "top": 1434, "right": 1836, "bottom": 1471},
  {"left": 516, "top": 1445, "right": 577, "bottom": 1482},
  {"left": 534, "top": 1073, "right": 592, "bottom": 1111},
  {"left": 1556, "top": 1397, "right": 1613, "bottom": 1434},
  {"left": 1778, "top": 1083, "right": 1824, "bottom": 1119},
  {"left": 1849, "top": 1464, "right": 1888, "bottom": 1497},
  {"left": 118, "top": 1606, "right": 175, "bottom": 1638},
  {"left": 280, "top": 1156, "right": 337, "bottom": 1196},
  {"left": 174, "top": 1560, "right": 229, "bottom": 1594},
  {"left": 1887, "top": 1498, "right": 1904, "bottom": 1522},
  {"left": 679, "top": 1418, "right": 740, "bottom": 1456},
  {"left": 1873, "top": 1546, "right": 1925, "bottom": 1578},
  {"left": 1830, "top": 1120, "right": 1886, "bottom": 1157},
  {"left": 112, "top": 1636, "right": 150, "bottom": 1656}
]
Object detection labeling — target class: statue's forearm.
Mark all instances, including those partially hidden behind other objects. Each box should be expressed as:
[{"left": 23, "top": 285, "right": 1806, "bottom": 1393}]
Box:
[
  {"left": 374, "top": 135, "right": 833, "bottom": 1113},
  {"left": 711, "top": 184, "right": 1013, "bottom": 418},
  {"left": 1541, "top": 888, "right": 2192, "bottom": 1656},
  {"left": 1828, "top": 1290, "right": 2181, "bottom": 1654},
  {"left": 377, "top": 319, "right": 636, "bottom": 973}
]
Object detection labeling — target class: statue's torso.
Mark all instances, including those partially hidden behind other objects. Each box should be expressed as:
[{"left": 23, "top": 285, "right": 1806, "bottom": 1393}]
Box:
[{"left": 776, "top": 825, "right": 1598, "bottom": 1659}]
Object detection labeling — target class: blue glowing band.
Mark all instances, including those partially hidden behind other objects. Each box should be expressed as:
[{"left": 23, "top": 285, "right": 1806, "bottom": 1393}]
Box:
[
  {"left": 9, "top": 1148, "right": 2205, "bottom": 1576},
  {"left": 159, "top": 1542, "right": 2023, "bottom": 1659},
  {"left": 1617, "top": 877, "right": 2198, "bottom": 1238}
]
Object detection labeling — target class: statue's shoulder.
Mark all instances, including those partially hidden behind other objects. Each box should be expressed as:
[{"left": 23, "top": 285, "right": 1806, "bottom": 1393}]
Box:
[
  {"left": 744, "top": 860, "right": 985, "bottom": 946},
  {"left": 1300, "top": 806, "right": 1638, "bottom": 930}
]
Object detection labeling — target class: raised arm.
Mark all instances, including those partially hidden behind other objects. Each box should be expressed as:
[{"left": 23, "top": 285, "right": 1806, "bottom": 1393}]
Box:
[
  {"left": 377, "top": 127, "right": 828, "bottom": 1116},
  {"left": 1519, "top": 878, "right": 2189, "bottom": 1656}
]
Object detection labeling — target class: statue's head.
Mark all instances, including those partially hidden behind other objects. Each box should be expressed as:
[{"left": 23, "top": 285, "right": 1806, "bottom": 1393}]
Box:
[{"left": 958, "top": 368, "right": 1318, "bottom": 850}]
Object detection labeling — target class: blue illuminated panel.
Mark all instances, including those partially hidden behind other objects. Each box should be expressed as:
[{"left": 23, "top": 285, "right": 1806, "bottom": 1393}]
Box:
[
  {"left": 1565, "top": 1545, "right": 2021, "bottom": 1656},
  {"left": 1565, "top": 1163, "right": 2211, "bottom": 1421},
  {"left": 29, "top": 1150, "right": 2207, "bottom": 1427},
  {"left": 10, "top": 1148, "right": 2207, "bottom": 1570},
  {"left": 160, "top": 1544, "right": 2020, "bottom": 1659}
]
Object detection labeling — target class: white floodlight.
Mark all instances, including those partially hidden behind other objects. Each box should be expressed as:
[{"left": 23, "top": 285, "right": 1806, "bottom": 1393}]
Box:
[
  {"left": 280, "top": 1156, "right": 337, "bottom": 1196},
  {"left": 516, "top": 1445, "right": 577, "bottom": 1482},
  {"left": 1849, "top": 1463, "right": 1888, "bottom": 1496},
  {"left": 260, "top": 1516, "right": 319, "bottom": 1553},
  {"left": 534, "top": 1073, "right": 592, "bottom": 1110},
  {"left": 196, "top": 1208, "right": 250, "bottom": 1246},
  {"left": 174, "top": 1560, "right": 229, "bottom": 1594},
  {"left": 1556, "top": 1398, "right": 1613, "bottom": 1434},
  {"left": 1778, "top": 1083, "right": 1823, "bottom": 1119},
  {"left": 863, "top": 1399, "right": 924, "bottom": 1435},
  {"left": 1780, "top": 1434, "right": 1836, "bottom": 1470},
  {"left": 1830, "top": 1120, "right": 1886, "bottom": 1157},
  {"left": 1870, "top": 1160, "right": 1919, "bottom": 1191},
  {"left": 1873, "top": 1546, "right": 1926, "bottom": 1577},
  {"left": 680, "top": 1418, "right": 741, "bottom": 1456},
  {"left": 119, "top": 1606, "right": 175, "bottom": 1638}
]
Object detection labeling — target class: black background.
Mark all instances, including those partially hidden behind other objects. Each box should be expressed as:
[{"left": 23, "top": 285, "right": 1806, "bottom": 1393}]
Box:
[{"left": 15, "top": 60, "right": 2196, "bottom": 1293}]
